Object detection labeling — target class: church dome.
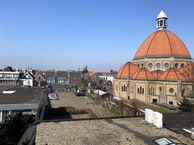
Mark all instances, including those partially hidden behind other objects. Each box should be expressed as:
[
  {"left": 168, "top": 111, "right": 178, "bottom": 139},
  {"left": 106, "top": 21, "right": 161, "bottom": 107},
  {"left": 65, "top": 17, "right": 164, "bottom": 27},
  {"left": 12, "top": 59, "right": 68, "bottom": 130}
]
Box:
[
  {"left": 115, "top": 62, "right": 139, "bottom": 79},
  {"left": 134, "top": 30, "right": 191, "bottom": 60}
]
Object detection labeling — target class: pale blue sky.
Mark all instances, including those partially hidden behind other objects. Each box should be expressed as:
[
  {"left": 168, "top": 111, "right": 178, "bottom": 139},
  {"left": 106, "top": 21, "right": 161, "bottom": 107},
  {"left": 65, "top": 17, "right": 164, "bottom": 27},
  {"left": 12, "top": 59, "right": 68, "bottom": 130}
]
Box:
[{"left": 0, "top": 0, "right": 194, "bottom": 71}]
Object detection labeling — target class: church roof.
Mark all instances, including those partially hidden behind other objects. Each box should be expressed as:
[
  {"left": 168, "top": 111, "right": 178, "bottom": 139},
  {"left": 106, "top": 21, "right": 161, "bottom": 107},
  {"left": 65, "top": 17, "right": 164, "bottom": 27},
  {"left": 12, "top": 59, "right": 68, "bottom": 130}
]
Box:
[
  {"left": 134, "top": 30, "right": 191, "bottom": 60},
  {"left": 158, "top": 68, "right": 190, "bottom": 82},
  {"left": 115, "top": 62, "right": 139, "bottom": 79},
  {"left": 131, "top": 68, "right": 155, "bottom": 81},
  {"left": 179, "top": 63, "right": 194, "bottom": 81}
]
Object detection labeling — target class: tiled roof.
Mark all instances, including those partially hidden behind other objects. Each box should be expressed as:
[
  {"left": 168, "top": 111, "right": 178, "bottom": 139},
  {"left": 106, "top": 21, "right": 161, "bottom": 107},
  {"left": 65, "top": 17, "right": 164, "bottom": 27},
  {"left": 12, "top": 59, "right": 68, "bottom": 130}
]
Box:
[
  {"left": 151, "top": 70, "right": 163, "bottom": 80},
  {"left": 179, "top": 63, "right": 194, "bottom": 81},
  {"left": 115, "top": 62, "right": 140, "bottom": 79},
  {"left": 158, "top": 68, "right": 190, "bottom": 81},
  {"left": 131, "top": 68, "right": 155, "bottom": 81},
  {"left": 88, "top": 72, "right": 95, "bottom": 79},
  {"left": 116, "top": 63, "right": 194, "bottom": 82},
  {"left": 134, "top": 30, "right": 191, "bottom": 60}
]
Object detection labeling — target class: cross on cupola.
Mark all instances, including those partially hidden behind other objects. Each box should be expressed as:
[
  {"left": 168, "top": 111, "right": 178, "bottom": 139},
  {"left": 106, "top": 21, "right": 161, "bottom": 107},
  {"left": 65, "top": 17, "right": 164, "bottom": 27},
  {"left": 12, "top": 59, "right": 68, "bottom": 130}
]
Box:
[{"left": 156, "top": 10, "right": 168, "bottom": 30}]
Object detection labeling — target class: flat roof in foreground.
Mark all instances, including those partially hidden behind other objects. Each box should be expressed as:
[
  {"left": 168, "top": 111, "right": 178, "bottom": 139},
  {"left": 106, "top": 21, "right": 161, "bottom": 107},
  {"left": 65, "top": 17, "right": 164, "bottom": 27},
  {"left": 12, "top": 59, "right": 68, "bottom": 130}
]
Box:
[{"left": 36, "top": 118, "right": 194, "bottom": 145}]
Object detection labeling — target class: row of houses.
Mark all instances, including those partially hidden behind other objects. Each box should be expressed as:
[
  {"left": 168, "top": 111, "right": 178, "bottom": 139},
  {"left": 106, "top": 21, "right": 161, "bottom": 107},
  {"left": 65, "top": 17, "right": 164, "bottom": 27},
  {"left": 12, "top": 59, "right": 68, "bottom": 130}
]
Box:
[{"left": 0, "top": 66, "right": 46, "bottom": 87}]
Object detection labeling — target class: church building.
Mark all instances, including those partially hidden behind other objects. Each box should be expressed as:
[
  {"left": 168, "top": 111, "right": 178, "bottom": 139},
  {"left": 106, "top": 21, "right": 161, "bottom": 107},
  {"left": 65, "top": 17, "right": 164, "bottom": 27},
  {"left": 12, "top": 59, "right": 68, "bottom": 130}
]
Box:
[{"left": 113, "top": 10, "right": 194, "bottom": 106}]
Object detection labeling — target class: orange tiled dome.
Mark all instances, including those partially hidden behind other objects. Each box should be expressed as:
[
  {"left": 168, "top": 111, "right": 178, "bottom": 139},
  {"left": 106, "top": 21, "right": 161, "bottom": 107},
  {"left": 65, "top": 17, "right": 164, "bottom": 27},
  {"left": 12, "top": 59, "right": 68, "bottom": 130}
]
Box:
[
  {"left": 158, "top": 68, "right": 190, "bottom": 81},
  {"left": 134, "top": 30, "right": 191, "bottom": 60},
  {"left": 115, "top": 62, "right": 139, "bottom": 79},
  {"left": 131, "top": 68, "right": 155, "bottom": 80}
]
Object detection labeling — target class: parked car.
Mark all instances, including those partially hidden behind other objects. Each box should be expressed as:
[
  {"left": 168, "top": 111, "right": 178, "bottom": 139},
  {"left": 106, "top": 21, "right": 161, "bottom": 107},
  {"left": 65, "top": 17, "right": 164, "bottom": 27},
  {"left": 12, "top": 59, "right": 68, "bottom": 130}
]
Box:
[
  {"left": 48, "top": 92, "right": 59, "bottom": 100},
  {"left": 75, "top": 89, "right": 85, "bottom": 96}
]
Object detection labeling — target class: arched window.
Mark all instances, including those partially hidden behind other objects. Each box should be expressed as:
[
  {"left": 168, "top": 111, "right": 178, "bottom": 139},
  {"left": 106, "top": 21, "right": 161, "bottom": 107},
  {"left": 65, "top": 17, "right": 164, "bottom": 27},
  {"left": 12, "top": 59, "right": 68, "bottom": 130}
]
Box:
[
  {"left": 122, "top": 85, "right": 127, "bottom": 92},
  {"left": 164, "top": 63, "right": 169, "bottom": 69},
  {"left": 148, "top": 63, "right": 153, "bottom": 69},
  {"left": 159, "top": 87, "right": 162, "bottom": 92},
  {"left": 175, "top": 63, "right": 179, "bottom": 68},
  {"left": 142, "top": 88, "right": 144, "bottom": 94},
  {"left": 181, "top": 63, "right": 185, "bottom": 68},
  {"left": 137, "top": 88, "right": 140, "bottom": 94},
  {"left": 156, "top": 63, "right": 160, "bottom": 68}
]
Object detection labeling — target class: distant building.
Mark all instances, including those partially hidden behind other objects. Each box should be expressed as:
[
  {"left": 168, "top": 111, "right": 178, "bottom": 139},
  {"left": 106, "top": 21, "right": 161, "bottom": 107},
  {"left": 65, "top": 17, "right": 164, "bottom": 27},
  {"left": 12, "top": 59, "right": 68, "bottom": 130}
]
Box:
[
  {"left": 0, "top": 66, "right": 20, "bottom": 86},
  {"left": 45, "top": 71, "right": 82, "bottom": 92},
  {"left": 113, "top": 10, "right": 194, "bottom": 106},
  {"left": 98, "top": 72, "right": 114, "bottom": 83},
  {"left": 34, "top": 73, "right": 46, "bottom": 87},
  {"left": 20, "top": 71, "right": 34, "bottom": 86},
  {"left": 19, "top": 70, "right": 46, "bottom": 87}
]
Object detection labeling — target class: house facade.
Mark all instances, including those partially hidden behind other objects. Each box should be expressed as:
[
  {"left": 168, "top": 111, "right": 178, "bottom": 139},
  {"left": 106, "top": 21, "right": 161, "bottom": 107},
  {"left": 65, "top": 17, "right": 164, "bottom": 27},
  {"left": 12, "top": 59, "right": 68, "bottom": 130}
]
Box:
[{"left": 0, "top": 67, "right": 20, "bottom": 86}]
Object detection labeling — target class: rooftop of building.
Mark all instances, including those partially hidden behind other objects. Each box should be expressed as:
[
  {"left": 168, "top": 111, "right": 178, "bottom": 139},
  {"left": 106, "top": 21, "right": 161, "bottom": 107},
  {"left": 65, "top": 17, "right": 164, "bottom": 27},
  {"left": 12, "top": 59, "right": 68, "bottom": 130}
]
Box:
[
  {"left": 115, "top": 62, "right": 194, "bottom": 82},
  {"left": 0, "top": 87, "right": 45, "bottom": 105},
  {"left": 36, "top": 117, "right": 194, "bottom": 145}
]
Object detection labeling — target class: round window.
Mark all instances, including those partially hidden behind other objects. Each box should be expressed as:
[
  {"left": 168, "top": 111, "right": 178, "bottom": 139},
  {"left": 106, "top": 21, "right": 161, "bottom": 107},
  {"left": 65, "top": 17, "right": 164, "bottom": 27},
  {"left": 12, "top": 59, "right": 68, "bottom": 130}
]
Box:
[
  {"left": 169, "top": 88, "right": 174, "bottom": 93},
  {"left": 148, "top": 63, "right": 153, "bottom": 68},
  {"left": 164, "top": 63, "right": 169, "bottom": 68},
  {"left": 156, "top": 63, "right": 160, "bottom": 68},
  {"left": 175, "top": 63, "right": 179, "bottom": 68}
]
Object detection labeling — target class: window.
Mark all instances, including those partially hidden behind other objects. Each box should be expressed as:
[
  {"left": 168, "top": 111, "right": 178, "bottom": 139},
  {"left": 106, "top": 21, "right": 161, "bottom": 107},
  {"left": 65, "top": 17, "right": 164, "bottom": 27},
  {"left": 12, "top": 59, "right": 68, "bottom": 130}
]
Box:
[
  {"left": 149, "top": 87, "right": 154, "bottom": 95},
  {"left": 142, "top": 88, "right": 144, "bottom": 94},
  {"left": 164, "top": 20, "right": 167, "bottom": 26},
  {"left": 156, "top": 63, "right": 160, "bottom": 68},
  {"left": 175, "top": 63, "right": 179, "bottom": 68},
  {"left": 181, "top": 63, "right": 185, "bottom": 68},
  {"left": 159, "top": 87, "right": 162, "bottom": 92},
  {"left": 160, "top": 20, "right": 163, "bottom": 26},
  {"left": 164, "top": 63, "right": 169, "bottom": 69},
  {"left": 153, "top": 99, "right": 157, "bottom": 103},
  {"left": 137, "top": 86, "right": 144, "bottom": 94},
  {"left": 148, "top": 63, "right": 153, "bottom": 68},
  {"left": 169, "top": 101, "right": 173, "bottom": 105},
  {"left": 122, "top": 85, "right": 127, "bottom": 92},
  {"left": 169, "top": 88, "right": 174, "bottom": 93}
]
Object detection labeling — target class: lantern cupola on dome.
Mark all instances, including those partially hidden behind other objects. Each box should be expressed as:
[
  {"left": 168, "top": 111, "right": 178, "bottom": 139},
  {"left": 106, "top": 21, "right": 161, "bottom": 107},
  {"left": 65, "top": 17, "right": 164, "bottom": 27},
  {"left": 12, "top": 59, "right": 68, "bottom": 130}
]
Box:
[{"left": 156, "top": 10, "right": 168, "bottom": 30}]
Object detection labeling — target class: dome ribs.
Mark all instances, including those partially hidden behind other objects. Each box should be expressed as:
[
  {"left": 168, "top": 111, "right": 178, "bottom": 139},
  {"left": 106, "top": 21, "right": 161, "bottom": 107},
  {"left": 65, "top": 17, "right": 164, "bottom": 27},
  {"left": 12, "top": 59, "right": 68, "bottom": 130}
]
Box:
[
  {"left": 145, "top": 31, "right": 158, "bottom": 58},
  {"left": 120, "top": 63, "right": 128, "bottom": 78},
  {"left": 164, "top": 31, "right": 173, "bottom": 57}
]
